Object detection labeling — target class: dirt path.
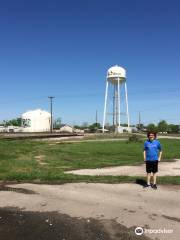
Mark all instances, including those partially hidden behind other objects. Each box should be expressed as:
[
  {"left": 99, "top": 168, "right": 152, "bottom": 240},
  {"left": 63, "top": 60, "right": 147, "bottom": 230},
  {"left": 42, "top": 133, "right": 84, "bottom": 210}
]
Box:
[
  {"left": 0, "top": 183, "right": 179, "bottom": 240},
  {"left": 46, "top": 137, "right": 127, "bottom": 142},
  {"left": 66, "top": 159, "right": 180, "bottom": 176}
]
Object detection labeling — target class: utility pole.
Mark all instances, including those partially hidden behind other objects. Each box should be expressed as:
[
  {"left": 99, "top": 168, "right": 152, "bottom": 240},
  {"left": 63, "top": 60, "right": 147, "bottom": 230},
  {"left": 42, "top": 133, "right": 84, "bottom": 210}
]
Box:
[
  {"left": 96, "top": 110, "right": 98, "bottom": 126},
  {"left": 48, "top": 96, "right": 54, "bottom": 133},
  {"left": 138, "top": 111, "right": 141, "bottom": 131}
]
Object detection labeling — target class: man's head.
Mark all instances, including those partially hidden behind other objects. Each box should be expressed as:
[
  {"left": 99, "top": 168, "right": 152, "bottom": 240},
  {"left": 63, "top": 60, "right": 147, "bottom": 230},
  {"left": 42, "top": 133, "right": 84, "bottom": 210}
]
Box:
[{"left": 147, "top": 132, "right": 157, "bottom": 141}]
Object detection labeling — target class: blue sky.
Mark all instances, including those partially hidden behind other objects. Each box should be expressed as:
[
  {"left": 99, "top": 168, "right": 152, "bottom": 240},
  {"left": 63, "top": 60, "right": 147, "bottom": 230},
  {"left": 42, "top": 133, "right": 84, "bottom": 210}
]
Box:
[{"left": 0, "top": 0, "right": 179, "bottom": 126}]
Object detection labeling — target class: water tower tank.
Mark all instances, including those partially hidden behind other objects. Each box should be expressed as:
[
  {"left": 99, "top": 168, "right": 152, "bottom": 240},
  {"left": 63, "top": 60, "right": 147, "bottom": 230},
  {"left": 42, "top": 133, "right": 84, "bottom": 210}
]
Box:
[{"left": 107, "top": 65, "right": 126, "bottom": 84}]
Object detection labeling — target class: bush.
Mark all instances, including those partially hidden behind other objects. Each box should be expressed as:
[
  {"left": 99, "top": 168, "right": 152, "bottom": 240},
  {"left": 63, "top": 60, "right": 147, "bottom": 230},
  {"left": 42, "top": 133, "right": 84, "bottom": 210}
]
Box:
[{"left": 127, "top": 134, "right": 141, "bottom": 143}]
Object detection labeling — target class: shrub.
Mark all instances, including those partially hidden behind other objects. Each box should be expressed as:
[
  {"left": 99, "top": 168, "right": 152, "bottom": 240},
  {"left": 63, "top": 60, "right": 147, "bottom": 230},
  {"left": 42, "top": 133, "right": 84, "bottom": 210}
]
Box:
[{"left": 127, "top": 134, "right": 141, "bottom": 143}]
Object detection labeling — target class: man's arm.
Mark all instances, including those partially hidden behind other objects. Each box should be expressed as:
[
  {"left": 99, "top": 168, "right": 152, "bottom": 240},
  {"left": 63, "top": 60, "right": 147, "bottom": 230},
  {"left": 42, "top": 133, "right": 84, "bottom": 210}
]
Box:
[
  {"left": 158, "top": 142, "right": 162, "bottom": 161},
  {"left": 158, "top": 151, "right": 162, "bottom": 161},
  {"left": 143, "top": 150, "right": 146, "bottom": 162}
]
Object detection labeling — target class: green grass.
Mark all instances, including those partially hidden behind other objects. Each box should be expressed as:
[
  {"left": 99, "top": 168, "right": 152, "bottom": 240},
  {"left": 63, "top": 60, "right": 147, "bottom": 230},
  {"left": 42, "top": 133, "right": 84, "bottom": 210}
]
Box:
[{"left": 0, "top": 138, "right": 180, "bottom": 184}]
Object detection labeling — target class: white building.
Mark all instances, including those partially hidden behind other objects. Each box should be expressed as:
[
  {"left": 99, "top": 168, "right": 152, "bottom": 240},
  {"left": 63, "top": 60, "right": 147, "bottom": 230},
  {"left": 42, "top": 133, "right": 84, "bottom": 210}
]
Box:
[
  {"left": 22, "top": 109, "right": 51, "bottom": 132},
  {"left": 0, "top": 126, "right": 6, "bottom": 132},
  {"left": 0, "top": 125, "right": 23, "bottom": 133},
  {"left": 59, "top": 124, "right": 74, "bottom": 133}
]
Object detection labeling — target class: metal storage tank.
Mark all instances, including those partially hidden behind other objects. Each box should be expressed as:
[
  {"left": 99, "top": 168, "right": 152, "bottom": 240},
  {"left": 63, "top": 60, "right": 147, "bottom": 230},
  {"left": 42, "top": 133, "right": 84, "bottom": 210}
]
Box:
[
  {"left": 107, "top": 65, "right": 126, "bottom": 84},
  {"left": 22, "top": 109, "right": 51, "bottom": 132}
]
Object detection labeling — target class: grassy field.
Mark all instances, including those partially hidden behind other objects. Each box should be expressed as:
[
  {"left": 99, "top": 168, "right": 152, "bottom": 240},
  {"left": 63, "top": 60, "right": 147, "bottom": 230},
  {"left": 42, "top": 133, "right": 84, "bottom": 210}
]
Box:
[{"left": 0, "top": 138, "right": 180, "bottom": 184}]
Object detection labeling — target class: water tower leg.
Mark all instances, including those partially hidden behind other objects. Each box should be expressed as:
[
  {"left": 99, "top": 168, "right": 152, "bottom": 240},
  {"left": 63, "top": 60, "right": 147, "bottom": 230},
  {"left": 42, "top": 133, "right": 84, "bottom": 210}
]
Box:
[
  {"left": 118, "top": 78, "right": 121, "bottom": 128},
  {"left": 102, "top": 81, "right": 109, "bottom": 133},
  {"left": 113, "top": 85, "right": 115, "bottom": 127},
  {"left": 115, "top": 84, "right": 118, "bottom": 127},
  {"left": 125, "top": 82, "right": 130, "bottom": 129}
]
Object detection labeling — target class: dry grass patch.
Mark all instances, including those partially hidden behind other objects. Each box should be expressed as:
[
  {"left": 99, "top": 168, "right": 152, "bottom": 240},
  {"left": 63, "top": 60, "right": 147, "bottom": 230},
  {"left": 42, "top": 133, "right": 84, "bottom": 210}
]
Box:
[{"left": 34, "top": 155, "right": 48, "bottom": 165}]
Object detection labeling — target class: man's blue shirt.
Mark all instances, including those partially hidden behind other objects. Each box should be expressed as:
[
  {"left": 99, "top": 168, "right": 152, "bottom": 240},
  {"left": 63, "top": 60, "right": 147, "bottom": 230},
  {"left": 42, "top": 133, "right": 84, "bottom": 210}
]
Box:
[{"left": 144, "top": 139, "right": 162, "bottom": 161}]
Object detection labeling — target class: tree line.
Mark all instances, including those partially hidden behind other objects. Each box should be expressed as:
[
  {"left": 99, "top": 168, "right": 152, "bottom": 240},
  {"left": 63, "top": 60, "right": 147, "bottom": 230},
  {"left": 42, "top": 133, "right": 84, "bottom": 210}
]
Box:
[
  {"left": 142, "top": 120, "right": 179, "bottom": 133},
  {"left": 1, "top": 118, "right": 179, "bottom": 133}
]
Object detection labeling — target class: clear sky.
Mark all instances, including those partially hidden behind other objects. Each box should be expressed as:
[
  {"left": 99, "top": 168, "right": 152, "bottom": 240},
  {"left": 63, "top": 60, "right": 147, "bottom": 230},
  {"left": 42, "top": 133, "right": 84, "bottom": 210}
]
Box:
[{"left": 0, "top": 0, "right": 179, "bottom": 126}]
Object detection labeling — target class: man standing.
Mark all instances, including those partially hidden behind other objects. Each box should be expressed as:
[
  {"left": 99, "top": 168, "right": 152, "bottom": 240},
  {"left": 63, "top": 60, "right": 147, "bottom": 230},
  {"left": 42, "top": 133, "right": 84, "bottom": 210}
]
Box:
[{"left": 143, "top": 132, "right": 162, "bottom": 189}]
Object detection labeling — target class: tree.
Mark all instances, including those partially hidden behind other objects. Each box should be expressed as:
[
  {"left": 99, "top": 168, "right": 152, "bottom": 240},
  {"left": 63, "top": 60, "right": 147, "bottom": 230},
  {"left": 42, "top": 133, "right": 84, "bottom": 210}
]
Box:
[
  {"left": 121, "top": 123, "right": 128, "bottom": 127},
  {"left": 136, "top": 123, "right": 144, "bottom": 131},
  {"left": 5, "top": 118, "right": 22, "bottom": 127},
  {"left": 53, "top": 118, "right": 62, "bottom": 129},
  {"left": 168, "top": 124, "right": 179, "bottom": 133},
  {"left": 81, "top": 122, "right": 89, "bottom": 129},
  {"left": 146, "top": 123, "right": 157, "bottom": 133},
  {"left": 89, "top": 122, "right": 101, "bottom": 132},
  {"left": 157, "top": 120, "right": 168, "bottom": 133},
  {"left": 73, "top": 125, "right": 81, "bottom": 129}
]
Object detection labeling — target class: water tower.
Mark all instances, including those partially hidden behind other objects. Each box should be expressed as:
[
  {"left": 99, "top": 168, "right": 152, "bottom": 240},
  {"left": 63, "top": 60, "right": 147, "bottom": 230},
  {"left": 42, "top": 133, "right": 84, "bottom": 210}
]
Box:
[{"left": 102, "top": 65, "right": 130, "bottom": 133}]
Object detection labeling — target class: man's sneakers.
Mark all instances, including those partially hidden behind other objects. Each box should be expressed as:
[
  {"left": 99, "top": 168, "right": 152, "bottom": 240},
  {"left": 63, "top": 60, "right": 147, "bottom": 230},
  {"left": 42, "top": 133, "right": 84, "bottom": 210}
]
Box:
[
  {"left": 144, "top": 183, "right": 158, "bottom": 189},
  {"left": 151, "top": 184, "right": 157, "bottom": 190},
  {"left": 144, "top": 183, "right": 151, "bottom": 188}
]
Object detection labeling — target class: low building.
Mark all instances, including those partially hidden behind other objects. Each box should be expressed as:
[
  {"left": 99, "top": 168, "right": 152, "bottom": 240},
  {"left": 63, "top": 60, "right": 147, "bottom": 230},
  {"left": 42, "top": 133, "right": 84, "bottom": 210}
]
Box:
[
  {"left": 59, "top": 124, "right": 74, "bottom": 133},
  {"left": 0, "top": 125, "right": 23, "bottom": 133},
  {"left": 0, "top": 126, "right": 6, "bottom": 132},
  {"left": 122, "top": 126, "right": 138, "bottom": 133},
  {"left": 74, "top": 128, "right": 84, "bottom": 134}
]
